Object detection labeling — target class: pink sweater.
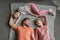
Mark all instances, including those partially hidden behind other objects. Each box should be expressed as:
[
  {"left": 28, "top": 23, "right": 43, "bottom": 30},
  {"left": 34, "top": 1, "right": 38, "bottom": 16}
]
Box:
[{"left": 34, "top": 16, "right": 50, "bottom": 40}]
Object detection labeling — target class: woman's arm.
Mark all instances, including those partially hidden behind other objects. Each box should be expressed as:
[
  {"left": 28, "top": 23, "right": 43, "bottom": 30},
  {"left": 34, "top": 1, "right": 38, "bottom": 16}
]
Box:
[
  {"left": 11, "top": 11, "right": 21, "bottom": 25},
  {"left": 26, "top": 10, "right": 38, "bottom": 17},
  {"left": 43, "top": 16, "right": 47, "bottom": 26},
  {"left": 39, "top": 16, "right": 48, "bottom": 26}
]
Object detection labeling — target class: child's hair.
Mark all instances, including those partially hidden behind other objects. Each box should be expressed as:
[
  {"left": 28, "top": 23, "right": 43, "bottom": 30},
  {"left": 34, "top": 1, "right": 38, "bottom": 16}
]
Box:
[
  {"left": 12, "top": 9, "right": 20, "bottom": 18},
  {"left": 14, "top": 9, "right": 19, "bottom": 14}
]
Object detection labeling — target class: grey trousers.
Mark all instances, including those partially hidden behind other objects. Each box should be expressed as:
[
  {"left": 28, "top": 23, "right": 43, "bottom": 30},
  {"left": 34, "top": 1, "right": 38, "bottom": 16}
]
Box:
[{"left": 9, "top": 28, "right": 16, "bottom": 40}]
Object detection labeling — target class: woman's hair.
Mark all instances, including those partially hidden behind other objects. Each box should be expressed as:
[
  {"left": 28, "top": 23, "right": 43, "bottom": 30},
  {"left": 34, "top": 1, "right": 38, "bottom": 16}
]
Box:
[
  {"left": 34, "top": 18, "right": 45, "bottom": 26},
  {"left": 21, "top": 18, "right": 30, "bottom": 26}
]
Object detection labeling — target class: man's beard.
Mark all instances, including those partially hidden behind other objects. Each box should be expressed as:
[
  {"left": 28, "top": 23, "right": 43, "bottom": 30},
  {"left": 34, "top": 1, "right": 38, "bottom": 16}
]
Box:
[{"left": 23, "top": 23, "right": 30, "bottom": 27}]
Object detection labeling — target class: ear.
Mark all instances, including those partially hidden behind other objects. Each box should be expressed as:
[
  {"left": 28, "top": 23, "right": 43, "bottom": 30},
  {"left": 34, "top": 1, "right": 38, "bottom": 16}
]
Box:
[{"left": 24, "top": 21, "right": 25, "bottom": 23}]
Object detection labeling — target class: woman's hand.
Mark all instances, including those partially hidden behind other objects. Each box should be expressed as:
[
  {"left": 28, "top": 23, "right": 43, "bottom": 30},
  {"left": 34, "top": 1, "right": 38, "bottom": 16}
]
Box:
[{"left": 48, "top": 9, "right": 54, "bottom": 16}]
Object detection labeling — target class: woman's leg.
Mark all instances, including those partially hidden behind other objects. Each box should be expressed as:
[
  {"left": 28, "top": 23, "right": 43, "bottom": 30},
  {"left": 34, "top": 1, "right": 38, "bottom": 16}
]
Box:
[
  {"left": 29, "top": 3, "right": 48, "bottom": 16},
  {"left": 29, "top": 3, "right": 40, "bottom": 15},
  {"left": 39, "top": 10, "right": 48, "bottom": 16}
]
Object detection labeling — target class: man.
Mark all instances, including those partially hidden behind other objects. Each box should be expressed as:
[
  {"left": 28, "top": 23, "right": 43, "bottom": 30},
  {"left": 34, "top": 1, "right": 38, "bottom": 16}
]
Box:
[{"left": 9, "top": 15, "right": 35, "bottom": 40}]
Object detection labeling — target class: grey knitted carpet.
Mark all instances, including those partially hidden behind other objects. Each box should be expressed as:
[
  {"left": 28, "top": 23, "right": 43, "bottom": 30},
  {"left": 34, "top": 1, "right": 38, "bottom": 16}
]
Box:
[{"left": 9, "top": 3, "right": 56, "bottom": 40}]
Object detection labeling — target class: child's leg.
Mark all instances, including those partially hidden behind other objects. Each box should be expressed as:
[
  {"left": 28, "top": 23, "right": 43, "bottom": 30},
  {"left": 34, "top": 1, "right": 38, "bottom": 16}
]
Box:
[{"left": 29, "top": 3, "right": 48, "bottom": 16}]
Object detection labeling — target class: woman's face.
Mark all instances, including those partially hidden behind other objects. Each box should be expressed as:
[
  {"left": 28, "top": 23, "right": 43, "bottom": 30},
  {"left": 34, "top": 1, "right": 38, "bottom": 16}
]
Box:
[
  {"left": 35, "top": 19, "right": 43, "bottom": 27},
  {"left": 14, "top": 12, "right": 20, "bottom": 19}
]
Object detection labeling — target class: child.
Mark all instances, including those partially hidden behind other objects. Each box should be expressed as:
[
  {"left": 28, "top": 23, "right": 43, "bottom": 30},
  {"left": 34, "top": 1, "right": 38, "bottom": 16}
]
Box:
[{"left": 11, "top": 9, "right": 21, "bottom": 24}]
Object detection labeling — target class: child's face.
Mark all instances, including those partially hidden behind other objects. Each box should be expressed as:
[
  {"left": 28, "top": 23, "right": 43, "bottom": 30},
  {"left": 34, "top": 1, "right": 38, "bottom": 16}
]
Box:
[
  {"left": 35, "top": 19, "right": 43, "bottom": 27},
  {"left": 14, "top": 12, "right": 20, "bottom": 19}
]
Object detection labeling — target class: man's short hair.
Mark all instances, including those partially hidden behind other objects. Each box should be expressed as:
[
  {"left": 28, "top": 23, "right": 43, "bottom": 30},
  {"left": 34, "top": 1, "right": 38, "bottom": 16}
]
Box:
[{"left": 21, "top": 18, "right": 30, "bottom": 26}]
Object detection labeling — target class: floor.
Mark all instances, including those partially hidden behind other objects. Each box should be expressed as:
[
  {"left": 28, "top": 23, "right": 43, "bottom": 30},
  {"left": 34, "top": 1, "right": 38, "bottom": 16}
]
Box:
[{"left": 0, "top": 0, "right": 60, "bottom": 40}]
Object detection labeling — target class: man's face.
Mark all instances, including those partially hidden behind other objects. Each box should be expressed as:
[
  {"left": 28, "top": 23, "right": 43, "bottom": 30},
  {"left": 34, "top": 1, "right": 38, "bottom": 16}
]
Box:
[{"left": 24, "top": 19, "right": 30, "bottom": 26}]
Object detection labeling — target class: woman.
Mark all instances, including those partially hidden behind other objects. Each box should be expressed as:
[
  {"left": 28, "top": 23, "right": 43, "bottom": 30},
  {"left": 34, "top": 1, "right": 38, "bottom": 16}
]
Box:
[{"left": 34, "top": 16, "right": 50, "bottom": 40}]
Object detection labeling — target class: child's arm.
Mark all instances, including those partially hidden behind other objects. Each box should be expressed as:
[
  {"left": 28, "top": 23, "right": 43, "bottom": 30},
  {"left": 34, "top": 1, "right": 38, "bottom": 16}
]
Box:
[
  {"left": 15, "top": 16, "right": 21, "bottom": 25},
  {"left": 9, "top": 15, "right": 17, "bottom": 30}
]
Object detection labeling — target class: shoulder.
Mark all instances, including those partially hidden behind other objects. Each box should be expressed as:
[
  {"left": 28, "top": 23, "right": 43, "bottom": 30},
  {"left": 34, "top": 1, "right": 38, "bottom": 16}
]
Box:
[
  {"left": 29, "top": 27, "right": 34, "bottom": 31},
  {"left": 16, "top": 26, "right": 23, "bottom": 29}
]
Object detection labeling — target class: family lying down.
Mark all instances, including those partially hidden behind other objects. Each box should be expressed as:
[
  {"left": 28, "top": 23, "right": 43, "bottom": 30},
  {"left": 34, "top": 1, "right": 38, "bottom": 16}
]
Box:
[{"left": 9, "top": 3, "right": 54, "bottom": 40}]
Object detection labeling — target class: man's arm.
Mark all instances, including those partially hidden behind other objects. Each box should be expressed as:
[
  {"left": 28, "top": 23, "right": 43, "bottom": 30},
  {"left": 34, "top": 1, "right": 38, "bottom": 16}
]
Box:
[
  {"left": 30, "top": 28, "right": 35, "bottom": 40},
  {"left": 9, "top": 15, "right": 17, "bottom": 30},
  {"left": 43, "top": 16, "right": 47, "bottom": 26},
  {"left": 35, "top": 29, "right": 38, "bottom": 40}
]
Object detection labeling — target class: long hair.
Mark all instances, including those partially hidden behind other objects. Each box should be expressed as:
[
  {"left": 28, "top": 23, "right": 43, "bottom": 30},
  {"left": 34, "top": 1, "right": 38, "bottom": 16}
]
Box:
[{"left": 21, "top": 18, "right": 30, "bottom": 26}]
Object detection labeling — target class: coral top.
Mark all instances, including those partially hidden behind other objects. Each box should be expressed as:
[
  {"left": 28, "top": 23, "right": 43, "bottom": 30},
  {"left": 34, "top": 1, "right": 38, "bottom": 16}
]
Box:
[
  {"left": 15, "top": 26, "right": 34, "bottom": 40},
  {"left": 35, "top": 16, "right": 50, "bottom": 40}
]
